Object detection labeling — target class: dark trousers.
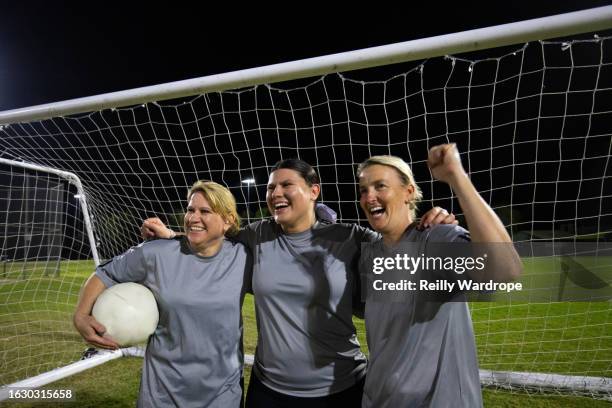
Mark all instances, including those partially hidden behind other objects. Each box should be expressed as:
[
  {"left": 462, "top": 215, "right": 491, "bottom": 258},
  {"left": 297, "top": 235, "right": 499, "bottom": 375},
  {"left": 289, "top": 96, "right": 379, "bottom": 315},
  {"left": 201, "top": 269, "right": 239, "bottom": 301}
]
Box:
[{"left": 245, "top": 371, "right": 364, "bottom": 408}]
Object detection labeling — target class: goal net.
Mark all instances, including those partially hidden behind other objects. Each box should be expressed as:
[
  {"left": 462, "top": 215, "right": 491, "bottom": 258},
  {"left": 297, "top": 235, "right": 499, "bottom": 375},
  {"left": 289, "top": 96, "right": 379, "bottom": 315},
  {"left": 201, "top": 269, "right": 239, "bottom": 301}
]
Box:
[
  {"left": 0, "top": 160, "right": 98, "bottom": 387},
  {"left": 0, "top": 7, "right": 610, "bottom": 400}
]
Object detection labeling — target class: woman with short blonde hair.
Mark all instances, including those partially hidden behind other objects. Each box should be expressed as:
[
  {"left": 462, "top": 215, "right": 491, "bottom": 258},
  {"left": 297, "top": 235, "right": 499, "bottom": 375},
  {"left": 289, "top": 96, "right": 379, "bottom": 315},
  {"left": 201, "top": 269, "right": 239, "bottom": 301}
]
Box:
[
  {"left": 357, "top": 144, "right": 521, "bottom": 407},
  {"left": 188, "top": 180, "right": 241, "bottom": 236},
  {"left": 75, "top": 180, "right": 250, "bottom": 407}
]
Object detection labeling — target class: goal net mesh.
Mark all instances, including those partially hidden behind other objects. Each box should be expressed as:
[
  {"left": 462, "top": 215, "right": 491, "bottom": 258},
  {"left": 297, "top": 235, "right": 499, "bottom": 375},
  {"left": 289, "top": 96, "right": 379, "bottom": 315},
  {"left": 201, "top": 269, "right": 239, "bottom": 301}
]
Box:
[{"left": 0, "top": 35, "right": 610, "bottom": 397}]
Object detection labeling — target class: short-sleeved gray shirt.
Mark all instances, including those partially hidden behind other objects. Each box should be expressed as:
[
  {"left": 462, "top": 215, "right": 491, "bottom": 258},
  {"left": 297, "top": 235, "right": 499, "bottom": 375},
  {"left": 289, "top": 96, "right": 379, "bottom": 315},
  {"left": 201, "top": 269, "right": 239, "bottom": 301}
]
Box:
[
  {"left": 238, "top": 219, "right": 378, "bottom": 397},
  {"left": 95, "top": 237, "right": 250, "bottom": 408},
  {"left": 360, "top": 224, "right": 482, "bottom": 408}
]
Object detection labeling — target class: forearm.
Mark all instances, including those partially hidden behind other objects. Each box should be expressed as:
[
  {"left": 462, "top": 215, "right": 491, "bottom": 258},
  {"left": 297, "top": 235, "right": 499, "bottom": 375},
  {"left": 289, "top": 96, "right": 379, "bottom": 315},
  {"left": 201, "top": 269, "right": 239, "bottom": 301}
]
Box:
[
  {"left": 73, "top": 273, "right": 120, "bottom": 349},
  {"left": 74, "top": 273, "right": 107, "bottom": 317},
  {"left": 450, "top": 173, "right": 511, "bottom": 244},
  {"left": 450, "top": 174, "right": 521, "bottom": 282}
]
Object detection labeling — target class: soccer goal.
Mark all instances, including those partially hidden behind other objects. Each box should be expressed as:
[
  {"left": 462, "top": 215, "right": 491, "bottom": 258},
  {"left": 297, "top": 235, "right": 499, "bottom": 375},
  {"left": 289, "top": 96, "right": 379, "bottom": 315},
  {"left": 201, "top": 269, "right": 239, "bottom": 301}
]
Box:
[{"left": 0, "top": 5, "right": 611, "bottom": 401}]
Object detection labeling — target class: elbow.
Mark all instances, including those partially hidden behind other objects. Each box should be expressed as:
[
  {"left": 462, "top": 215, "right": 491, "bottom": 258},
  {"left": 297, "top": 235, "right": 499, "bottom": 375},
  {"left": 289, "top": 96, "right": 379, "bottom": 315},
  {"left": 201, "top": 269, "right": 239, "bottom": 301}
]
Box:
[
  {"left": 507, "top": 265, "right": 522, "bottom": 282},
  {"left": 503, "top": 252, "right": 523, "bottom": 282},
  {"left": 485, "top": 246, "right": 522, "bottom": 283}
]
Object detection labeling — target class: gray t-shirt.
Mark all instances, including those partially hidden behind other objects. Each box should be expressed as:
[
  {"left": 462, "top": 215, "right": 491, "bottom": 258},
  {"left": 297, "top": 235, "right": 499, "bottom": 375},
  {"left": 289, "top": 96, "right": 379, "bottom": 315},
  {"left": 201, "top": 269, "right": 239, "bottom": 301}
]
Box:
[
  {"left": 96, "top": 237, "right": 250, "bottom": 408},
  {"left": 360, "top": 224, "right": 482, "bottom": 408},
  {"left": 238, "top": 219, "right": 378, "bottom": 397}
]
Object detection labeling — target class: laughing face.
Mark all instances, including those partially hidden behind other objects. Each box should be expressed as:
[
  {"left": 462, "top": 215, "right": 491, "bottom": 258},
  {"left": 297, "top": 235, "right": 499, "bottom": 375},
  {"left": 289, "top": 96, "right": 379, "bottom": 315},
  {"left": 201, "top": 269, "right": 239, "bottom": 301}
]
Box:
[
  {"left": 266, "top": 168, "right": 320, "bottom": 233},
  {"left": 184, "top": 192, "right": 230, "bottom": 256},
  {"left": 359, "top": 164, "right": 415, "bottom": 237}
]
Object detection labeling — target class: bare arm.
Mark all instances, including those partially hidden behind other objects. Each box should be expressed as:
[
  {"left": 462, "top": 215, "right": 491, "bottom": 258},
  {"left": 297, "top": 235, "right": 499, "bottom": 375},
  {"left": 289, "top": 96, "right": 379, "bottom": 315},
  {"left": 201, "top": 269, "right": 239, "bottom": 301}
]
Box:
[
  {"left": 141, "top": 217, "right": 177, "bottom": 240},
  {"left": 428, "top": 144, "right": 522, "bottom": 282},
  {"left": 73, "top": 273, "right": 120, "bottom": 349}
]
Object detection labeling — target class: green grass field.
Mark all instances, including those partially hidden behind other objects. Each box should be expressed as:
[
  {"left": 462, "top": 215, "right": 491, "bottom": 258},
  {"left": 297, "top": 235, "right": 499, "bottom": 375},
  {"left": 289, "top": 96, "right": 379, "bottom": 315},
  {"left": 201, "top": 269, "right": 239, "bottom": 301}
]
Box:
[{"left": 0, "top": 258, "right": 610, "bottom": 407}]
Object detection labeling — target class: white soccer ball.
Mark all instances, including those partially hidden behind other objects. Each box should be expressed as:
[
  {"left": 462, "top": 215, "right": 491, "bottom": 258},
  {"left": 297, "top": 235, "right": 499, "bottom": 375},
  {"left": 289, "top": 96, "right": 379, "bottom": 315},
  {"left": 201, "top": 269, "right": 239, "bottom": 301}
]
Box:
[{"left": 92, "top": 282, "right": 159, "bottom": 347}]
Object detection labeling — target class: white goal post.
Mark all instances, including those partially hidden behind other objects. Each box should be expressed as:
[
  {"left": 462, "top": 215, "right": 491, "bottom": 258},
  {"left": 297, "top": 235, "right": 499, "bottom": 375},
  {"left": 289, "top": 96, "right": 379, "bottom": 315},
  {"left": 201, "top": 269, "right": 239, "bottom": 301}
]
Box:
[
  {"left": 0, "top": 158, "right": 103, "bottom": 401},
  {"left": 0, "top": 158, "right": 100, "bottom": 267},
  {"left": 0, "top": 5, "right": 611, "bottom": 401},
  {"left": 0, "top": 6, "right": 611, "bottom": 124}
]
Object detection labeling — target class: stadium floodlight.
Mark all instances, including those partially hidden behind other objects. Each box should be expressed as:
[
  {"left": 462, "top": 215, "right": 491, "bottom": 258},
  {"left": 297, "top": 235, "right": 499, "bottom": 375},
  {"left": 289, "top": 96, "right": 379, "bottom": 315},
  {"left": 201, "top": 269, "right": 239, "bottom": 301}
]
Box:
[
  {"left": 242, "top": 179, "right": 256, "bottom": 220},
  {"left": 0, "top": 5, "right": 611, "bottom": 403}
]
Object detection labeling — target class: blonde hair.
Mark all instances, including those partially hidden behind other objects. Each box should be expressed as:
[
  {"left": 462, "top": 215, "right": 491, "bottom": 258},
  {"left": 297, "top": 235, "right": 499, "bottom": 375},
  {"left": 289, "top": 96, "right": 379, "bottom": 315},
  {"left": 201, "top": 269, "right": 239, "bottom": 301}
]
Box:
[
  {"left": 187, "top": 180, "right": 241, "bottom": 236},
  {"left": 357, "top": 155, "right": 423, "bottom": 219}
]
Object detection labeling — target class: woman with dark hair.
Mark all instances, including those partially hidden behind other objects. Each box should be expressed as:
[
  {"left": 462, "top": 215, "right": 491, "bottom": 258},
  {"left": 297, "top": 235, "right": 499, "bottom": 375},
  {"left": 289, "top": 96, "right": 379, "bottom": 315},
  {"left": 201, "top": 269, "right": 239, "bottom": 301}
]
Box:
[
  {"left": 142, "top": 160, "right": 454, "bottom": 407},
  {"left": 239, "top": 158, "right": 373, "bottom": 407}
]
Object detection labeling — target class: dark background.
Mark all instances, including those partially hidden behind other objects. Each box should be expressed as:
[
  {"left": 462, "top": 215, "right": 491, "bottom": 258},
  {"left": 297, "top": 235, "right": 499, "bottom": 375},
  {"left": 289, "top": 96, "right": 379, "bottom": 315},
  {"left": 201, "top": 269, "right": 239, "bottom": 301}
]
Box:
[{"left": 1, "top": 1, "right": 611, "bottom": 111}]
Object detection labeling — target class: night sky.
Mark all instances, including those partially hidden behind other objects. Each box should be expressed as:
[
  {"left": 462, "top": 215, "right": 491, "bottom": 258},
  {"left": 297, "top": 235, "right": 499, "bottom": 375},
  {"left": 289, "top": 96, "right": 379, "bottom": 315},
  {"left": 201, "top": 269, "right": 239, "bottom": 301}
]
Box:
[{"left": 2, "top": 1, "right": 611, "bottom": 112}]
